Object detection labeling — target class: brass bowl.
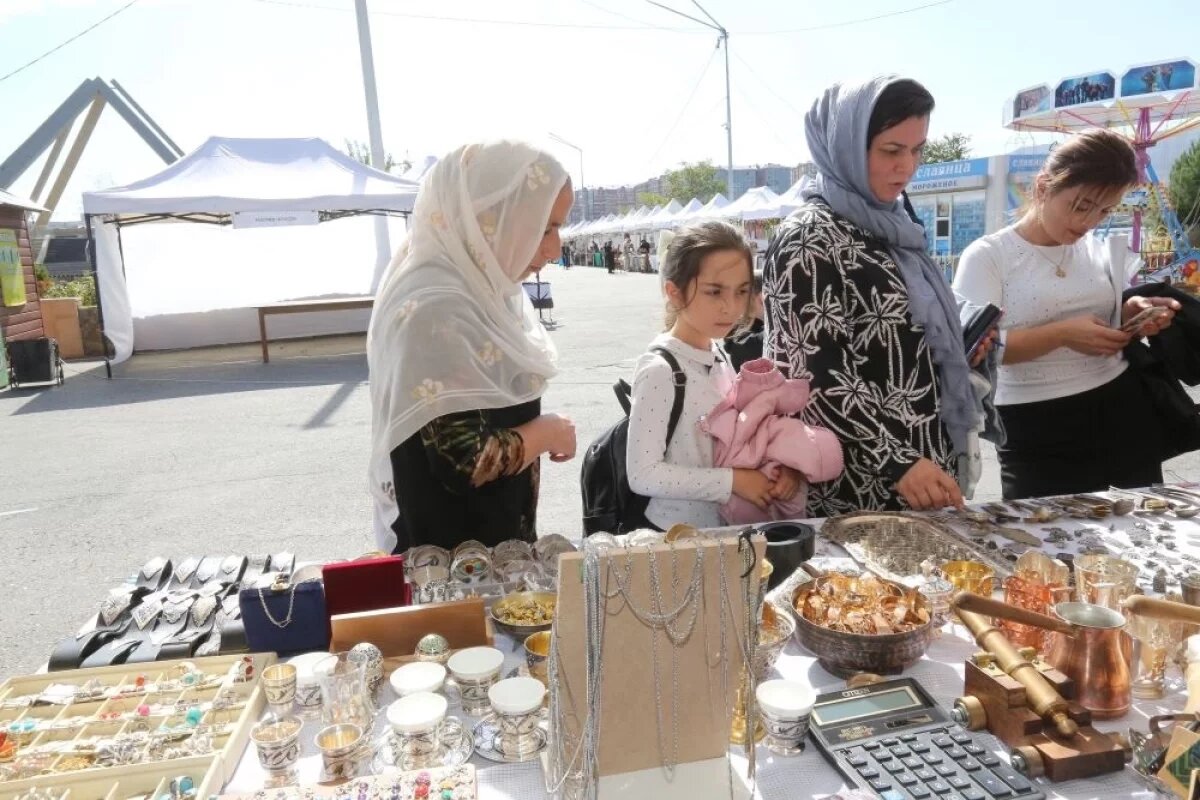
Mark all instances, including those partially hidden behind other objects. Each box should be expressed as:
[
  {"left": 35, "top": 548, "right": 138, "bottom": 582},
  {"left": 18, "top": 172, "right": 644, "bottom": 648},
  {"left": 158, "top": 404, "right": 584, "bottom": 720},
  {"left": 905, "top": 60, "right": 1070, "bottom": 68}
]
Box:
[
  {"left": 790, "top": 578, "right": 934, "bottom": 679},
  {"left": 490, "top": 591, "right": 556, "bottom": 637}
]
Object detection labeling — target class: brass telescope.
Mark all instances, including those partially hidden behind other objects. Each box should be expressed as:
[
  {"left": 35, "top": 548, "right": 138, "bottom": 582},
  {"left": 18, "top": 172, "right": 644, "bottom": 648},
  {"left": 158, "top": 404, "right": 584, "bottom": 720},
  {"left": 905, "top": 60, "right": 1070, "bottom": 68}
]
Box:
[{"left": 950, "top": 592, "right": 1078, "bottom": 738}]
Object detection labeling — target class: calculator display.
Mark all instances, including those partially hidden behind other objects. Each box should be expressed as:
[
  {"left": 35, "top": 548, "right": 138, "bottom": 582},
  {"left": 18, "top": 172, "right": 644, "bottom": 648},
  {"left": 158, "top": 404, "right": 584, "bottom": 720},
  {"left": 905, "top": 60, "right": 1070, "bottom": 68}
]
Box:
[{"left": 812, "top": 686, "right": 921, "bottom": 725}]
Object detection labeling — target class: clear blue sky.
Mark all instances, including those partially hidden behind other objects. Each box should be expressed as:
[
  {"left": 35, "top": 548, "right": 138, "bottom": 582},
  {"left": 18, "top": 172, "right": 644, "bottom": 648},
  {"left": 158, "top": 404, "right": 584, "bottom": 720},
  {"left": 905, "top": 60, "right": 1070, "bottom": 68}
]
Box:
[{"left": 1, "top": 0, "right": 1197, "bottom": 217}]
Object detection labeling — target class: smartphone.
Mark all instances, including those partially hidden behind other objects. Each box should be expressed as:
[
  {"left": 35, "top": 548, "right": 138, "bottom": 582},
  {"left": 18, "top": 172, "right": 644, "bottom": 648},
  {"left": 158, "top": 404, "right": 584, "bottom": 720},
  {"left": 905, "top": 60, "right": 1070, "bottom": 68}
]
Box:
[
  {"left": 962, "top": 303, "right": 1002, "bottom": 359},
  {"left": 1120, "top": 306, "right": 1170, "bottom": 333}
]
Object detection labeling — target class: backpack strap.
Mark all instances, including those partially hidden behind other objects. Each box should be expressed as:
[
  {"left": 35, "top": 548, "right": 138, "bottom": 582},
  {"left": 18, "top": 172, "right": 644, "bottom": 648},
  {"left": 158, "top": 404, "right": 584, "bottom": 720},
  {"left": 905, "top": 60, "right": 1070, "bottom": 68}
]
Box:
[{"left": 648, "top": 346, "right": 686, "bottom": 446}]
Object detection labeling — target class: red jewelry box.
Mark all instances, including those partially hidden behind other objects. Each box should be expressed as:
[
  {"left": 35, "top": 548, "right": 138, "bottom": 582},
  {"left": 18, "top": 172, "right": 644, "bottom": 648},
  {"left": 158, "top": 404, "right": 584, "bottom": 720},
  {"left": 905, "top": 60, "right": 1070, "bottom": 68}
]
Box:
[{"left": 322, "top": 555, "right": 411, "bottom": 617}]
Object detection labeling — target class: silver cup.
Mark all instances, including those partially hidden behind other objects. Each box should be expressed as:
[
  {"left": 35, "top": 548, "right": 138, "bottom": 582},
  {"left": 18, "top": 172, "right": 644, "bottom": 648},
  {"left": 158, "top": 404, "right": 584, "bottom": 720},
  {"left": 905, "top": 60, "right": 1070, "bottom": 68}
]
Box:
[
  {"left": 489, "top": 677, "right": 545, "bottom": 757},
  {"left": 755, "top": 680, "right": 815, "bottom": 757},
  {"left": 261, "top": 663, "right": 297, "bottom": 719},
  {"left": 250, "top": 715, "right": 302, "bottom": 787},
  {"left": 315, "top": 723, "right": 366, "bottom": 782}
]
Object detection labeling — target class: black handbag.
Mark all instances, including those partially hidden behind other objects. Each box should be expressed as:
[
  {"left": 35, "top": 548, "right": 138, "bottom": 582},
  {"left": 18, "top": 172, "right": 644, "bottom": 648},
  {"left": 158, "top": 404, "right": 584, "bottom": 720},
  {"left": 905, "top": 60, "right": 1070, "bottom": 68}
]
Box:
[
  {"left": 238, "top": 574, "right": 331, "bottom": 656},
  {"left": 1124, "top": 338, "right": 1200, "bottom": 461}
]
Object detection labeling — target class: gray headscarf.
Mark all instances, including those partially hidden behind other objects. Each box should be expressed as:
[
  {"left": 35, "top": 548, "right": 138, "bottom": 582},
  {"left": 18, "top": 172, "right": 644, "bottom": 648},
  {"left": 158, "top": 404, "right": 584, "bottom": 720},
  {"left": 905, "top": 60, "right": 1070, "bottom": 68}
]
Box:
[{"left": 800, "top": 76, "right": 978, "bottom": 459}]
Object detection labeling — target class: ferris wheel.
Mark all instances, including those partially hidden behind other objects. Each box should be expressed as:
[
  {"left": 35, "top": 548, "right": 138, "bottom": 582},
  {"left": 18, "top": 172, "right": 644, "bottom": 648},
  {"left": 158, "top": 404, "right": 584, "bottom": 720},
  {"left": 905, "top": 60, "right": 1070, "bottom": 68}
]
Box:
[{"left": 1004, "top": 58, "right": 1200, "bottom": 285}]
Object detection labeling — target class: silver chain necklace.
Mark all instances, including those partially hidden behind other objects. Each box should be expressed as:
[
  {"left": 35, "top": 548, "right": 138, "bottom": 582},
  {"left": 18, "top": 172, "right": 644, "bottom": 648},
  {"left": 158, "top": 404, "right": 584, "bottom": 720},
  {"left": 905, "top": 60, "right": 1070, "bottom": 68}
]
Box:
[{"left": 258, "top": 583, "right": 296, "bottom": 628}]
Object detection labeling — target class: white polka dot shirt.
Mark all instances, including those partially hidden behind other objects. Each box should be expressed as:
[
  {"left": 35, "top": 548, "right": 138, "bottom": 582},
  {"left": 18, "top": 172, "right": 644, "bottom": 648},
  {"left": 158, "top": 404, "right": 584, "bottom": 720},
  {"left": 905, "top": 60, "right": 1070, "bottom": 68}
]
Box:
[{"left": 626, "top": 333, "right": 736, "bottom": 529}]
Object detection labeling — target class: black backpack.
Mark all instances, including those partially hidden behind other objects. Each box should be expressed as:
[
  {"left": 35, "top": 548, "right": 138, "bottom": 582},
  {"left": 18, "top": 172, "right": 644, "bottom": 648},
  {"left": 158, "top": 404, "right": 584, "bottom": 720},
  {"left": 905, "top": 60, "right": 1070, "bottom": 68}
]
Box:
[{"left": 581, "top": 346, "right": 685, "bottom": 535}]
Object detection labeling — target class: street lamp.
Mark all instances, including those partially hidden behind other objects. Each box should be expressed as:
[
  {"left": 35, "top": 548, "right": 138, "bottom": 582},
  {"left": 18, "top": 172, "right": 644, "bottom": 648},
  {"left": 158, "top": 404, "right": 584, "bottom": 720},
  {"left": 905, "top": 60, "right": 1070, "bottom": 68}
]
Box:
[
  {"left": 646, "top": 1, "right": 733, "bottom": 199},
  {"left": 549, "top": 132, "right": 588, "bottom": 222}
]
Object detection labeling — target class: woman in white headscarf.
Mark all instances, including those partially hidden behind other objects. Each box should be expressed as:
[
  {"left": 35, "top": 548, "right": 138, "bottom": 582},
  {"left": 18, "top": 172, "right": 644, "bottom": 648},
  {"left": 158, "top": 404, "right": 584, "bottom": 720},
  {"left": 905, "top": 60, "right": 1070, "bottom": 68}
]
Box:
[{"left": 368, "top": 141, "right": 576, "bottom": 553}]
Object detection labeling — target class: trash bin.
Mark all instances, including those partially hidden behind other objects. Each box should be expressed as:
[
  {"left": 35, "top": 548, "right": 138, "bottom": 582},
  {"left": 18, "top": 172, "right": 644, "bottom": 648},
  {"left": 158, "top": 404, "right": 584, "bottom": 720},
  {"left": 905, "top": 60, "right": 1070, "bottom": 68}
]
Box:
[{"left": 8, "top": 337, "right": 63, "bottom": 387}]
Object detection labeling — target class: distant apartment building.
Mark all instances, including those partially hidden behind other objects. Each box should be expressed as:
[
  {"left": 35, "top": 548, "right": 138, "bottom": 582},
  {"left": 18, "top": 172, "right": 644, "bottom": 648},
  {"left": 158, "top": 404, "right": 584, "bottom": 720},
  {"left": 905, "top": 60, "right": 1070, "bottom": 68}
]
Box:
[
  {"left": 756, "top": 164, "right": 794, "bottom": 195},
  {"left": 792, "top": 161, "right": 817, "bottom": 185}
]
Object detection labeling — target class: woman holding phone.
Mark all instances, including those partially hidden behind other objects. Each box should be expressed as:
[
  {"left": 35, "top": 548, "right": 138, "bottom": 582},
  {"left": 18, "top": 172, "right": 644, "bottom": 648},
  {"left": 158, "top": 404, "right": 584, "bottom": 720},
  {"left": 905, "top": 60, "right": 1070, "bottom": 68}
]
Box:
[{"left": 955, "top": 129, "right": 1179, "bottom": 499}]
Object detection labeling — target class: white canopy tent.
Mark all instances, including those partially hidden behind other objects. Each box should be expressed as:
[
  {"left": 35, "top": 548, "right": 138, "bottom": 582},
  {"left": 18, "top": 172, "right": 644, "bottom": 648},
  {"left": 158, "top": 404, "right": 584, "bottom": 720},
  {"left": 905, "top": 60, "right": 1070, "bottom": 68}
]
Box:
[
  {"left": 686, "top": 193, "right": 730, "bottom": 224},
  {"left": 81, "top": 136, "right": 419, "bottom": 367},
  {"left": 775, "top": 179, "right": 808, "bottom": 218},
  {"left": 716, "top": 186, "right": 781, "bottom": 221}
]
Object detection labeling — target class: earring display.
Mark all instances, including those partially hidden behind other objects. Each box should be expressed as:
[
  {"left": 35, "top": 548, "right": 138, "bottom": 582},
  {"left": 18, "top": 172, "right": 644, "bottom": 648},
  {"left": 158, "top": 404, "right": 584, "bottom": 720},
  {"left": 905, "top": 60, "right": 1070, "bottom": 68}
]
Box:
[{"left": 0, "top": 654, "right": 272, "bottom": 799}]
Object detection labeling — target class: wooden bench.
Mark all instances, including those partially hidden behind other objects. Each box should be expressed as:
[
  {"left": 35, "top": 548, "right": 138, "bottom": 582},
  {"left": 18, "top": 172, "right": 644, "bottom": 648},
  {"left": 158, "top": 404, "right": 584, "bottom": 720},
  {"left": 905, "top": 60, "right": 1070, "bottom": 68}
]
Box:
[{"left": 256, "top": 297, "right": 374, "bottom": 363}]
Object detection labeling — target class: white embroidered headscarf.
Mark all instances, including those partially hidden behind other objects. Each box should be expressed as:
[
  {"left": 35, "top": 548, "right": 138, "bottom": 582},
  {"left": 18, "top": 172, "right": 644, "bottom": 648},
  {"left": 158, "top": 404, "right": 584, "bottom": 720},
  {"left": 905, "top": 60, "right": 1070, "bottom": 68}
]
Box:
[{"left": 368, "top": 141, "right": 569, "bottom": 550}]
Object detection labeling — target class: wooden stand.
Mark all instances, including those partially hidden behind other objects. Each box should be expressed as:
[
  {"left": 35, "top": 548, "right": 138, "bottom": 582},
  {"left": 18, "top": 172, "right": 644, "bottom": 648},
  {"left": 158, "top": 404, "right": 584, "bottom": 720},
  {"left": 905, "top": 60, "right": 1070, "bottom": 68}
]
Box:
[{"left": 958, "top": 652, "right": 1129, "bottom": 781}]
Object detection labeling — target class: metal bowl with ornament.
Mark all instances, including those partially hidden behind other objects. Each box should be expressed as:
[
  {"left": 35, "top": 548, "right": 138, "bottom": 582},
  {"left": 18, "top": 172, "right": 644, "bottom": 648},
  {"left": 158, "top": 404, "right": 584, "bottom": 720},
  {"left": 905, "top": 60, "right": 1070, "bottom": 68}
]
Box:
[
  {"left": 753, "top": 602, "right": 796, "bottom": 680},
  {"left": 790, "top": 573, "right": 934, "bottom": 678},
  {"left": 489, "top": 591, "right": 556, "bottom": 638}
]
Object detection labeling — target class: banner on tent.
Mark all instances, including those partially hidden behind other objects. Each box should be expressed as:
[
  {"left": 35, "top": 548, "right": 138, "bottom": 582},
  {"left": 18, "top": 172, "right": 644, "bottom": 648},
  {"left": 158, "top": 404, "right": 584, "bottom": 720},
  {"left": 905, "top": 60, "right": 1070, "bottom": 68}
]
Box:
[{"left": 232, "top": 210, "right": 320, "bottom": 229}]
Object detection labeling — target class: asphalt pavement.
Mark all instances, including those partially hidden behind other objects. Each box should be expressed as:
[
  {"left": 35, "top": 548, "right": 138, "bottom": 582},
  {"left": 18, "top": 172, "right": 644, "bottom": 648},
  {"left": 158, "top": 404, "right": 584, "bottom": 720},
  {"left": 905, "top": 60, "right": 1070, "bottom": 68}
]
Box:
[{"left": 1, "top": 264, "right": 1194, "bottom": 678}]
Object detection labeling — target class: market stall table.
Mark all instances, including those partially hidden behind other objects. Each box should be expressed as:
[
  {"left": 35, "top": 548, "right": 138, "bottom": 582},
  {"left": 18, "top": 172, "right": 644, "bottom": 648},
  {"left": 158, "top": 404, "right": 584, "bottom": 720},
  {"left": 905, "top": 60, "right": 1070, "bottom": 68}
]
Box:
[
  {"left": 220, "top": 504, "right": 1200, "bottom": 800},
  {"left": 256, "top": 297, "right": 373, "bottom": 363}
]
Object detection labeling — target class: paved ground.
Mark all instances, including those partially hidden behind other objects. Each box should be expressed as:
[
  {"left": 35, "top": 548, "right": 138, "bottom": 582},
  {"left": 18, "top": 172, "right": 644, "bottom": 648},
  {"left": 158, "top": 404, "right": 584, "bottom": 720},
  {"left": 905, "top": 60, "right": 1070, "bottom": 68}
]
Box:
[{"left": 1, "top": 264, "right": 1195, "bottom": 678}]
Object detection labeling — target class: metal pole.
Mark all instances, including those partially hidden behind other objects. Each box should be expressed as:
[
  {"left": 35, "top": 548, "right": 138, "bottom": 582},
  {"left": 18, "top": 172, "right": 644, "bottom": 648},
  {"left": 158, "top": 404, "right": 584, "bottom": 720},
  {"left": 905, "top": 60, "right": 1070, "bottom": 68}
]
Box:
[
  {"left": 354, "top": 0, "right": 393, "bottom": 292},
  {"left": 722, "top": 30, "right": 733, "bottom": 198},
  {"left": 549, "top": 133, "right": 587, "bottom": 221}
]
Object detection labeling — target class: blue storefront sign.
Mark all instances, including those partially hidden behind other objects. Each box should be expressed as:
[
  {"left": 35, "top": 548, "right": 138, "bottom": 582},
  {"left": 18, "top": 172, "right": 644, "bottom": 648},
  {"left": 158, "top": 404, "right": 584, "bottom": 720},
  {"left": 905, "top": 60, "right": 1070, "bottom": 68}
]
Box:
[
  {"left": 1007, "top": 154, "right": 1046, "bottom": 174},
  {"left": 907, "top": 158, "right": 990, "bottom": 194}
]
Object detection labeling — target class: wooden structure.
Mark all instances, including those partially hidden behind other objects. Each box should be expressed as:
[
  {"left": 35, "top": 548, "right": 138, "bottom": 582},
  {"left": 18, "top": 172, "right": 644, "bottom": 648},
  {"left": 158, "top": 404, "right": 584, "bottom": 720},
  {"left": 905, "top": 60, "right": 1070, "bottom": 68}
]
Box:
[
  {"left": 0, "top": 191, "right": 46, "bottom": 344},
  {"left": 256, "top": 296, "right": 374, "bottom": 363}
]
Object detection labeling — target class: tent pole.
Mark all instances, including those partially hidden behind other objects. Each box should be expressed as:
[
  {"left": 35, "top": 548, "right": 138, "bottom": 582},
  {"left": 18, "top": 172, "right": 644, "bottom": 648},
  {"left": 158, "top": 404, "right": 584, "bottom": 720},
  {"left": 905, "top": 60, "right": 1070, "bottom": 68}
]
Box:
[
  {"left": 354, "top": 0, "right": 393, "bottom": 293},
  {"left": 84, "top": 214, "right": 112, "bottom": 380}
]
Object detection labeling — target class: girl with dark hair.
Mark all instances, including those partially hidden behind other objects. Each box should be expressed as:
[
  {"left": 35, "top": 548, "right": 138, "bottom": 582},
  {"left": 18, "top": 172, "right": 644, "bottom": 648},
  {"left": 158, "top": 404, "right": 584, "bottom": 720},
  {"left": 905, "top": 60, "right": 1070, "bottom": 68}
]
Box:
[
  {"left": 955, "top": 129, "right": 1180, "bottom": 498},
  {"left": 765, "top": 77, "right": 994, "bottom": 515},
  {"left": 626, "top": 220, "right": 802, "bottom": 528}
]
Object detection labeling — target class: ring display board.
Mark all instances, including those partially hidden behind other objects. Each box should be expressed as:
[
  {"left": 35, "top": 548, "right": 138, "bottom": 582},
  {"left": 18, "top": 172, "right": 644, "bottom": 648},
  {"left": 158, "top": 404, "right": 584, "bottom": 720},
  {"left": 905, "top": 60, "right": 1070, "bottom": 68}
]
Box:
[{"left": 552, "top": 535, "right": 765, "bottom": 782}]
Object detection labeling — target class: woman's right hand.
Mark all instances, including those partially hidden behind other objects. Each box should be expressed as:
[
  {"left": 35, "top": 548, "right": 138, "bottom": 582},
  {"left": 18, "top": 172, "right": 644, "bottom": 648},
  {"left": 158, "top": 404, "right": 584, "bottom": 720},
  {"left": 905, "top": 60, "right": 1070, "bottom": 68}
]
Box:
[
  {"left": 895, "top": 458, "right": 963, "bottom": 511},
  {"left": 732, "top": 468, "right": 774, "bottom": 510},
  {"left": 1053, "top": 315, "right": 1132, "bottom": 356},
  {"left": 541, "top": 414, "right": 576, "bottom": 462}
]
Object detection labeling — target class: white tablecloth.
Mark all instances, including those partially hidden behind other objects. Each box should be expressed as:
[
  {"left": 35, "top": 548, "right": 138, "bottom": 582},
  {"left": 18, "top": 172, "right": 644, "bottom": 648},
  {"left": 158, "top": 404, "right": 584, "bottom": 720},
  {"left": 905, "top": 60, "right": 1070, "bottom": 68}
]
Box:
[{"left": 226, "top": 507, "right": 1200, "bottom": 799}]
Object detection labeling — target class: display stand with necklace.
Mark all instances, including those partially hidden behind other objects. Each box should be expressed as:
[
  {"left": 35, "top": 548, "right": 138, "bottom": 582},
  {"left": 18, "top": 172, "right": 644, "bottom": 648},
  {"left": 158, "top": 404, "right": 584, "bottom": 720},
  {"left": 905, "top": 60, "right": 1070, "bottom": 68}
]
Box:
[{"left": 544, "top": 534, "right": 764, "bottom": 800}]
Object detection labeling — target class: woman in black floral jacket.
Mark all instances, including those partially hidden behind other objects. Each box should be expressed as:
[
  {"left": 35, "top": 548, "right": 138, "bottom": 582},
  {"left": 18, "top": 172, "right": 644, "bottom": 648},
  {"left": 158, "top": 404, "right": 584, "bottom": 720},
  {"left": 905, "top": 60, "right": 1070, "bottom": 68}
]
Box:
[{"left": 766, "top": 77, "right": 989, "bottom": 516}]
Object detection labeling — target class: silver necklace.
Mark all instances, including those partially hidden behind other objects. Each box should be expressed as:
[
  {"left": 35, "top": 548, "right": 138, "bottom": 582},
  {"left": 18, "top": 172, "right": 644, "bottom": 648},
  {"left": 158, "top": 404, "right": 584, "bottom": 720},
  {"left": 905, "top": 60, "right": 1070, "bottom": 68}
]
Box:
[{"left": 258, "top": 584, "right": 295, "bottom": 628}]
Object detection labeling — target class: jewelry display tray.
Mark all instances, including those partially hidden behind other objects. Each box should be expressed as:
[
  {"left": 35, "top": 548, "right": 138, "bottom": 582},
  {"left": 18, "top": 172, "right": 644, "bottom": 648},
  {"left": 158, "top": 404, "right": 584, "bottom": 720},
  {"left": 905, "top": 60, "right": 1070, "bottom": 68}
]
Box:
[{"left": 0, "top": 654, "right": 276, "bottom": 800}]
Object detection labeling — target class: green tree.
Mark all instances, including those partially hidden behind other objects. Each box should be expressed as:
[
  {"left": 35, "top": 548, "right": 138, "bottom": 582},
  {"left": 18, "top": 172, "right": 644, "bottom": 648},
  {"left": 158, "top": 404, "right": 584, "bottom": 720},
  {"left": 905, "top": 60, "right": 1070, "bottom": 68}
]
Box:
[
  {"left": 637, "top": 191, "right": 671, "bottom": 208},
  {"left": 344, "top": 139, "right": 410, "bottom": 174},
  {"left": 663, "top": 160, "right": 727, "bottom": 203},
  {"left": 922, "top": 133, "right": 972, "bottom": 164},
  {"left": 1168, "top": 140, "right": 1200, "bottom": 242}
]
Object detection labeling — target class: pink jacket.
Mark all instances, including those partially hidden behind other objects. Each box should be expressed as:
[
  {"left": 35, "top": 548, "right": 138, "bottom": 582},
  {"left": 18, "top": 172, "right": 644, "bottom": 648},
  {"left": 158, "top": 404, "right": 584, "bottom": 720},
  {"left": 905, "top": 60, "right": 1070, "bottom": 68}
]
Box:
[{"left": 700, "top": 358, "right": 844, "bottom": 524}]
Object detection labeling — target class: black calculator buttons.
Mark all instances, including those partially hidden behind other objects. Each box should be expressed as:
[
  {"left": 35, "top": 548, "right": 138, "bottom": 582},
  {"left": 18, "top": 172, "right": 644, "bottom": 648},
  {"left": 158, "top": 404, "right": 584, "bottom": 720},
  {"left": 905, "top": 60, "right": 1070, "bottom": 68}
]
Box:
[
  {"left": 950, "top": 730, "right": 973, "bottom": 744},
  {"left": 958, "top": 756, "right": 982, "bottom": 771},
  {"left": 912, "top": 741, "right": 932, "bottom": 753},
  {"left": 932, "top": 734, "right": 954, "bottom": 748},
  {"left": 858, "top": 767, "right": 880, "bottom": 779},
  {"left": 927, "top": 780, "right": 952, "bottom": 794},
  {"left": 883, "top": 758, "right": 907, "bottom": 773},
  {"left": 901, "top": 733, "right": 918, "bottom": 742},
  {"left": 902, "top": 756, "right": 924, "bottom": 770},
  {"left": 945, "top": 746, "right": 969, "bottom": 760},
  {"left": 992, "top": 766, "right": 1034, "bottom": 793},
  {"left": 845, "top": 753, "right": 868, "bottom": 768},
  {"left": 978, "top": 752, "right": 1002, "bottom": 767},
  {"left": 869, "top": 778, "right": 892, "bottom": 792},
  {"left": 896, "top": 773, "right": 919, "bottom": 786},
  {"left": 934, "top": 764, "right": 957, "bottom": 777},
  {"left": 960, "top": 790, "right": 986, "bottom": 800},
  {"left": 864, "top": 742, "right": 883, "bottom": 751},
  {"left": 891, "top": 746, "right": 912, "bottom": 758},
  {"left": 963, "top": 743, "right": 985, "bottom": 756},
  {"left": 922, "top": 751, "right": 945, "bottom": 765},
  {"left": 948, "top": 776, "right": 971, "bottom": 790},
  {"left": 915, "top": 768, "right": 937, "bottom": 782},
  {"left": 908, "top": 786, "right": 932, "bottom": 799},
  {"left": 973, "top": 773, "right": 1013, "bottom": 797}
]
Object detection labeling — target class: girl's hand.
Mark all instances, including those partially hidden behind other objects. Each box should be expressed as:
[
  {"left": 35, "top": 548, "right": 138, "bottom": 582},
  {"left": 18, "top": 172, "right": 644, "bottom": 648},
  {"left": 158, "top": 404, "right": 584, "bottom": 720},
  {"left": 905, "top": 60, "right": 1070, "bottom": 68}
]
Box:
[
  {"left": 769, "top": 466, "right": 802, "bottom": 501},
  {"left": 1123, "top": 296, "right": 1180, "bottom": 337},
  {"left": 732, "top": 469, "right": 774, "bottom": 510},
  {"left": 895, "top": 458, "right": 963, "bottom": 511},
  {"left": 1053, "top": 315, "right": 1131, "bottom": 356},
  {"left": 543, "top": 414, "right": 576, "bottom": 462}
]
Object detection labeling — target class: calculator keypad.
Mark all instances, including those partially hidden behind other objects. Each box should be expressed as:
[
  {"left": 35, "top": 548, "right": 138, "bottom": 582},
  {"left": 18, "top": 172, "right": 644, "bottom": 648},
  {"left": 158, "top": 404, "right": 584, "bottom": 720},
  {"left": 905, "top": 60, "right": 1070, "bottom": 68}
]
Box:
[{"left": 835, "top": 726, "right": 1043, "bottom": 800}]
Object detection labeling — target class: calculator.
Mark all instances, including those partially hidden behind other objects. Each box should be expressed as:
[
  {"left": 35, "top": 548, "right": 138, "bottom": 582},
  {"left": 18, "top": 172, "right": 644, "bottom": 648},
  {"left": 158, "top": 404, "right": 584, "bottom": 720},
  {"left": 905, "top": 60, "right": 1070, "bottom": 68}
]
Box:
[{"left": 809, "top": 677, "right": 1044, "bottom": 800}]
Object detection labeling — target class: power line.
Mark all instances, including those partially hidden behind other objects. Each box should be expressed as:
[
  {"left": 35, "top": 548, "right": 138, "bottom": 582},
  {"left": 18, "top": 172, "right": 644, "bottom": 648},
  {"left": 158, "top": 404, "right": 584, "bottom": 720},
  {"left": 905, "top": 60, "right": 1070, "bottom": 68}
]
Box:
[
  {"left": 251, "top": 0, "right": 704, "bottom": 32},
  {"left": 739, "top": 0, "right": 955, "bottom": 35},
  {"left": 575, "top": 0, "right": 689, "bottom": 31},
  {"left": 0, "top": 0, "right": 141, "bottom": 84},
  {"left": 641, "top": 47, "right": 720, "bottom": 172},
  {"left": 733, "top": 52, "right": 806, "bottom": 122}
]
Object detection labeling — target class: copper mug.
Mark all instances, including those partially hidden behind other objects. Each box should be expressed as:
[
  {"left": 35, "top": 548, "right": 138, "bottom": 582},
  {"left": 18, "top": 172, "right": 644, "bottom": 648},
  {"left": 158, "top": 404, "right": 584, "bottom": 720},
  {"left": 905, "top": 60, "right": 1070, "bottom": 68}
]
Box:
[{"left": 954, "top": 593, "right": 1131, "bottom": 719}]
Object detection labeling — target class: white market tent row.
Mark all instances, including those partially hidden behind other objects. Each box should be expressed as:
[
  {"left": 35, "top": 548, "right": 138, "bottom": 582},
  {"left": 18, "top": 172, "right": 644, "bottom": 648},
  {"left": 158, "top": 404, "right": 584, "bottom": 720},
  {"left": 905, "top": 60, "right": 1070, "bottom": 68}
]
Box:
[
  {"left": 81, "top": 136, "right": 420, "bottom": 367},
  {"left": 715, "top": 186, "right": 781, "bottom": 221}
]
